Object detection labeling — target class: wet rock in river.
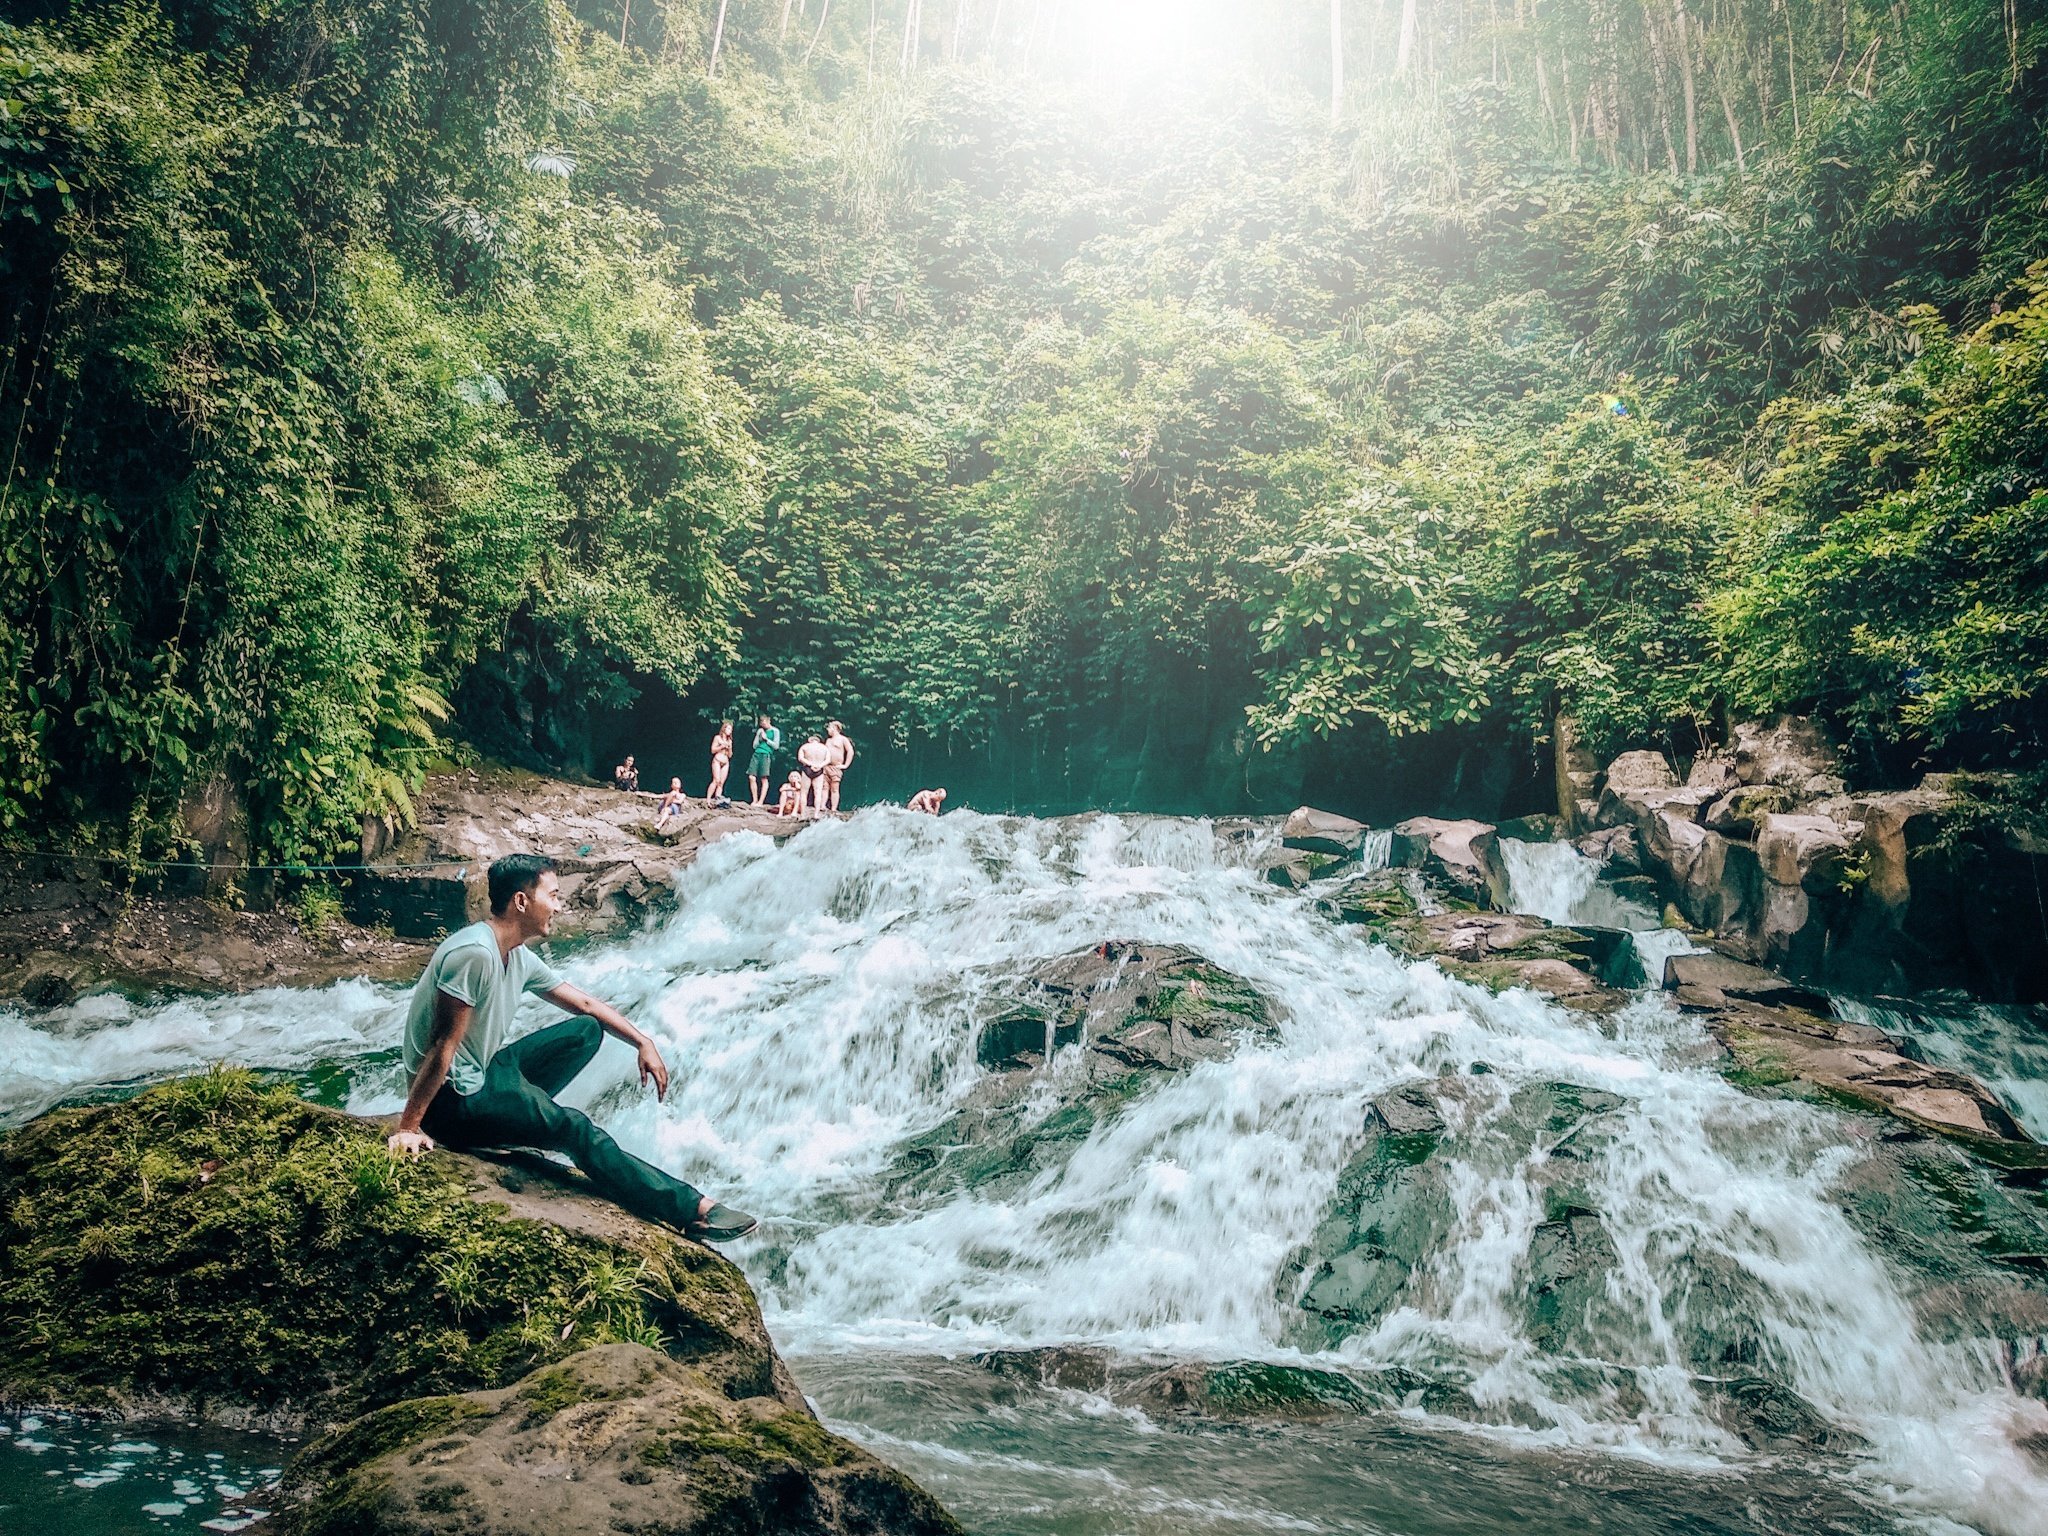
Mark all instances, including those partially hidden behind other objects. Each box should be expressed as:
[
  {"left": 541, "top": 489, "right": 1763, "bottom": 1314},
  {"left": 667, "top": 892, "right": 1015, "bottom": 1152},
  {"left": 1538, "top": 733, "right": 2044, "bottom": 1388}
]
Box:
[
  {"left": 289, "top": 1343, "right": 959, "bottom": 1536},
  {"left": 1281, "top": 805, "right": 1371, "bottom": 859},
  {"left": 1391, "top": 817, "right": 1510, "bottom": 910},
  {"left": 886, "top": 944, "right": 1275, "bottom": 1202}
]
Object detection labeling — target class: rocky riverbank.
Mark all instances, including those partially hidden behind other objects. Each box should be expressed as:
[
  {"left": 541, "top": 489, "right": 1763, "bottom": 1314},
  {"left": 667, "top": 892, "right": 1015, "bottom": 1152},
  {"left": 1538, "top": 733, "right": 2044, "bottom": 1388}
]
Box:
[
  {"left": 0, "top": 764, "right": 801, "bottom": 1005},
  {"left": 0, "top": 1073, "right": 959, "bottom": 1535},
  {"left": 1560, "top": 715, "right": 2048, "bottom": 1004},
  {"left": 1259, "top": 800, "right": 2042, "bottom": 1154}
]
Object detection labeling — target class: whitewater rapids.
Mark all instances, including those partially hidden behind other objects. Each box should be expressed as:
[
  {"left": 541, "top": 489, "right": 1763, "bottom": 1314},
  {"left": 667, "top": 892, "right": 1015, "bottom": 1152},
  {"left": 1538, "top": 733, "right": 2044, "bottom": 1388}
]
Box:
[{"left": 3, "top": 809, "right": 2045, "bottom": 1535}]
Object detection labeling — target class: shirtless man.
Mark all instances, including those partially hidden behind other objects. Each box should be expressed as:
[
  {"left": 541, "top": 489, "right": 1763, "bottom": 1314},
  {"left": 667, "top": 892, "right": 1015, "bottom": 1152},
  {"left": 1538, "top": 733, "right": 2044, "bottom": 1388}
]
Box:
[
  {"left": 747, "top": 714, "right": 780, "bottom": 806},
  {"left": 654, "top": 777, "right": 687, "bottom": 831},
  {"left": 612, "top": 754, "right": 640, "bottom": 794},
  {"left": 823, "top": 721, "right": 854, "bottom": 812},
  {"left": 795, "top": 734, "right": 832, "bottom": 819},
  {"left": 907, "top": 787, "right": 947, "bottom": 815},
  {"left": 705, "top": 721, "right": 734, "bottom": 806}
]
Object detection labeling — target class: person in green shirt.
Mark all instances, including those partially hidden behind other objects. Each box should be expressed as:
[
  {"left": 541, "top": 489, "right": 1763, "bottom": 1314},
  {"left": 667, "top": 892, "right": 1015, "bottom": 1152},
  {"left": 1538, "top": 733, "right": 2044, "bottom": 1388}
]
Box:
[
  {"left": 746, "top": 713, "right": 781, "bottom": 806},
  {"left": 387, "top": 853, "right": 756, "bottom": 1243}
]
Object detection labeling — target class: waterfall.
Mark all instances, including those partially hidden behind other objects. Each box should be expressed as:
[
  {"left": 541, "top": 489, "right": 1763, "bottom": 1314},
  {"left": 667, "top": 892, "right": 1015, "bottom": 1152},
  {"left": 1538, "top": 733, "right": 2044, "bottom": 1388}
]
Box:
[
  {"left": 1499, "top": 837, "right": 1705, "bottom": 979},
  {"left": 4, "top": 809, "right": 2043, "bottom": 1535},
  {"left": 1834, "top": 995, "right": 2048, "bottom": 1141}
]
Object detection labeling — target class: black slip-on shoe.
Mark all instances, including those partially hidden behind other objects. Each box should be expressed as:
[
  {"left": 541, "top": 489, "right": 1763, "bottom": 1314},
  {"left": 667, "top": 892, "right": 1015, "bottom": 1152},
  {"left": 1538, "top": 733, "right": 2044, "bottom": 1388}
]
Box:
[{"left": 685, "top": 1202, "right": 759, "bottom": 1243}]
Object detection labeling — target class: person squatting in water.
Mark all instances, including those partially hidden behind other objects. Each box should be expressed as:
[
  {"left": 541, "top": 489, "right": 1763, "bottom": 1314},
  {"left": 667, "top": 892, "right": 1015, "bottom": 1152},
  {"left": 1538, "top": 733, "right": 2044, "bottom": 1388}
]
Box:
[{"left": 386, "top": 853, "right": 758, "bottom": 1243}]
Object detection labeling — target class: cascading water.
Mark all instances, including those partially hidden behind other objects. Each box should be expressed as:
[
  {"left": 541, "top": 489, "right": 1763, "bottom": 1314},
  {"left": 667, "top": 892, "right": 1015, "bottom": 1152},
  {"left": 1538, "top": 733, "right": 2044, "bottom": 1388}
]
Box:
[
  {"left": 4, "top": 810, "right": 2046, "bottom": 1536},
  {"left": 1833, "top": 996, "right": 2048, "bottom": 1142},
  {"left": 1497, "top": 837, "right": 1705, "bottom": 981}
]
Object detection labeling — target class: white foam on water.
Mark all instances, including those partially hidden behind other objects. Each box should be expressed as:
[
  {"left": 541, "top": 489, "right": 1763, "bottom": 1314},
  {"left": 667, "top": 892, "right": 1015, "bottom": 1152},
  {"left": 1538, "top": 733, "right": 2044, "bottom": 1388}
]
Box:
[
  {"left": 4, "top": 809, "right": 2045, "bottom": 1534},
  {"left": 0, "top": 977, "right": 408, "bottom": 1125}
]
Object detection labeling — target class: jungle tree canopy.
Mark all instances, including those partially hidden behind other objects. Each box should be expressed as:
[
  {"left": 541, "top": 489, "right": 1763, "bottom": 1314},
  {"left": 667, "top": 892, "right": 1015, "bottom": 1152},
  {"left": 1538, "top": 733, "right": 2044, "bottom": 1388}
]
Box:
[{"left": 1, "top": 0, "right": 2044, "bottom": 855}]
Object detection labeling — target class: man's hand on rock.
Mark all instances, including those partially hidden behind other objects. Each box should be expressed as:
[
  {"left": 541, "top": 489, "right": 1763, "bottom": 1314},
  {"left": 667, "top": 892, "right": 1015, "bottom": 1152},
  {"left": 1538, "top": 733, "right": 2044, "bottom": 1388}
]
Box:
[
  {"left": 637, "top": 1041, "right": 671, "bottom": 1101},
  {"left": 388, "top": 1128, "right": 434, "bottom": 1160}
]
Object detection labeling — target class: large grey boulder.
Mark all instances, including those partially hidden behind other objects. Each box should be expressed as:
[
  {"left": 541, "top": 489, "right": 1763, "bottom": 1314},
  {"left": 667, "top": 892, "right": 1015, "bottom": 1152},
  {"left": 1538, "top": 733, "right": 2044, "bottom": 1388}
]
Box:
[
  {"left": 1391, "top": 817, "right": 1509, "bottom": 909},
  {"left": 1732, "top": 716, "right": 1841, "bottom": 791},
  {"left": 1282, "top": 805, "right": 1369, "bottom": 858},
  {"left": 1756, "top": 813, "right": 1858, "bottom": 894}
]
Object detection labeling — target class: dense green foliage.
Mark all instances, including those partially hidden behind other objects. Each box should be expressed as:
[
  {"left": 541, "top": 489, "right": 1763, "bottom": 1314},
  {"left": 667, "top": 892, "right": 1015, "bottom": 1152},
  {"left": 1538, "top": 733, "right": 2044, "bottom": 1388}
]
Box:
[{"left": 1, "top": 0, "right": 2044, "bottom": 853}]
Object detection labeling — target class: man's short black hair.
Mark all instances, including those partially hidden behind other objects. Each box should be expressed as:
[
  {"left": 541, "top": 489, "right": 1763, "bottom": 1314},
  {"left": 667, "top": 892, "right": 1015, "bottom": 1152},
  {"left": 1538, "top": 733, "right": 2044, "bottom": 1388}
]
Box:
[{"left": 488, "top": 853, "right": 557, "bottom": 915}]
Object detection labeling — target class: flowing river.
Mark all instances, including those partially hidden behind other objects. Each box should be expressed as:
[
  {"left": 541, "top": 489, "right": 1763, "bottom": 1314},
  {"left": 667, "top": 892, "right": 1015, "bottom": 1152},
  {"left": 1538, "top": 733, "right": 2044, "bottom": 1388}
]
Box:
[{"left": 4, "top": 811, "right": 2047, "bottom": 1535}]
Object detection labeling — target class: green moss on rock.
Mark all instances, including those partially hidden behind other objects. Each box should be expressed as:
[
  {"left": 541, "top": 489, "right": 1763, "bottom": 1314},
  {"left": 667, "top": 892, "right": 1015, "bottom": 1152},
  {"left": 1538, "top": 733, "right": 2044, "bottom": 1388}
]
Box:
[{"left": 0, "top": 1069, "right": 769, "bottom": 1420}]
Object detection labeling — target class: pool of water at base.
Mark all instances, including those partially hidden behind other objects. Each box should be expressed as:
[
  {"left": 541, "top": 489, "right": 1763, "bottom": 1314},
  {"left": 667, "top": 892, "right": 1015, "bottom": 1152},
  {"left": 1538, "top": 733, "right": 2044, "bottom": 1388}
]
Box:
[
  {"left": 0, "top": 1410, "right": 293, "bottom": 1534},
  {"left": 790, "top": 1353, "right": 1931, "bottom": 1536}
]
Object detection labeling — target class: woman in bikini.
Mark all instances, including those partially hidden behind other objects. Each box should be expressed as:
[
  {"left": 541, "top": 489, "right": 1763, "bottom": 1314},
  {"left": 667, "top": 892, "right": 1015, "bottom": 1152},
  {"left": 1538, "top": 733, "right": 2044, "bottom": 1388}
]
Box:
[{"left": 706, "top": 720, "right": 734, "bottom": 805}]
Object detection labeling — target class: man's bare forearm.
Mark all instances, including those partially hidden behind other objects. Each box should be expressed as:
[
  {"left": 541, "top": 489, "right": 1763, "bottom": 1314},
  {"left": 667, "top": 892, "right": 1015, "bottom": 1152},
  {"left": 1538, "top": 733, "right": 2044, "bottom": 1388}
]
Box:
[
  {"left": 549, "top": 984, "right": 647, "bottom": 1049},
  {"left": 396, "top": 1044, "right": 456, "bottom": 1133}
]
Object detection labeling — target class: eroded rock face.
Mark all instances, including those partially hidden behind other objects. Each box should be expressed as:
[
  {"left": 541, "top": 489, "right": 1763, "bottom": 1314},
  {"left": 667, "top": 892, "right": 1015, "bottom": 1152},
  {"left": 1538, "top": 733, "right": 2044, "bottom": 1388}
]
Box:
[
  {"left": 1553, "top": 713, "right": 1601, "bottom": 834},
  {"left": 0, "top": 1075, "right": 960, "bottom": 1534},
  {"left": 1585, "top": 721, "right": 2048, "bottom": 1001},
  {"left": 1391, "top": 817, "right": 1509, "bottom": 910},
  {"left": 288, "top": 1344, "right": 960, "bottom": 1536}
]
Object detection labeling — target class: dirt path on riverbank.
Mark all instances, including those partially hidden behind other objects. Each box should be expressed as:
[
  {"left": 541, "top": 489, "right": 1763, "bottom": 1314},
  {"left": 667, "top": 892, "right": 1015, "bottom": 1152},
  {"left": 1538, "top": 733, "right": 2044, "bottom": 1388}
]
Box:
[{"left": 0, "top": 764, "right": 804, "bottom": 1006}]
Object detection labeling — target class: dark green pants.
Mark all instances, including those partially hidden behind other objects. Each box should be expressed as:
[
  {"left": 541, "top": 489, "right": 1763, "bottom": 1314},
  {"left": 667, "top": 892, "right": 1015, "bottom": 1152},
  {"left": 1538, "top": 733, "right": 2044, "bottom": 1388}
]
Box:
[{"left": 423, "top": 1015, "right": 703, "bottom": 1230}]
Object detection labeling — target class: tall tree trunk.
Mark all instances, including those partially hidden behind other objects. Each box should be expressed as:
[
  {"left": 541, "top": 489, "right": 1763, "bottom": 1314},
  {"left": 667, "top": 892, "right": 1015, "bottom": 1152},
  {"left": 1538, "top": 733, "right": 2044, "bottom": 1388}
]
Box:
[
  {"left": 619, "top": 0, "right": 632, "bottom": 47},
  {"left": 805, "top": 0, "right": 833, "bottom": 61},
  {"left": 1645, "top": 0, "right": 1680, "bottom": 173},
  {"left": 1331, "top": 0, "right": 1345, "bottom": 121},
  {"left": 709, "top": 0, "right": 731, "bottom": 75},
  {"left": 869, "top": 0, "right": 879, "bottom": 80},
  {"left": 1707, "top": 34, "right": 1746, "bottom": 170},
  {"left": 1786, "top": 4, "right": 1800, "bottom": 134},
  {"left": 1396, "top": 0, "right": 1420, "bottom": 74},
  {"left": 1674, "top": 0, "right": 1699, "bottom": 172},
  {"left": 781, "top": 0, "right": 797, "bottom": 41}
]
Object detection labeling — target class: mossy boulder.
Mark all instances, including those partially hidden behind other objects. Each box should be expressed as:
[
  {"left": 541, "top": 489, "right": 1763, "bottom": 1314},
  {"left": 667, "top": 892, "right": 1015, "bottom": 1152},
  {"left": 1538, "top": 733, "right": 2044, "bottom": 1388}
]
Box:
[
  {"left": 0, "top": 1071, "right": 777, "bottom": 1420},
  {"left": 0, "top": 1071, "right": 962, "bottom": 1534},
  {"left": 1369, "top": 907, "right": 1643, "bottom": 1004},
  {"left": 288, "top": 1343, "right": 960, "bottom": 1536}
]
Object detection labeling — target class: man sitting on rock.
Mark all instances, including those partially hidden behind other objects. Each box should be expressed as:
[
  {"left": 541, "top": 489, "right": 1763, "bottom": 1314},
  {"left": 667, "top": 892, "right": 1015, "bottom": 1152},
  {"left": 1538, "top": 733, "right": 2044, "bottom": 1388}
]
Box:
[
  {"left": 612, "top": 754, "right": 640, "bottom": 793},
  {"left": 386, "top": 853, "right": 757, "bottom": 1244}
]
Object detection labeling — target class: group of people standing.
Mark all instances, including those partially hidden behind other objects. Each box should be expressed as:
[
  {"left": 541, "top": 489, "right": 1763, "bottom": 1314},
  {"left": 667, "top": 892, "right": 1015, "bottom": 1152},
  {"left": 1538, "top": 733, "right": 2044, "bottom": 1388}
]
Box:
[
  {"left": 743, "top": 714, "right": 854, "bottom": 820},
  {"left": 616, "top": 714, "right": 947, "bottom": 825}
]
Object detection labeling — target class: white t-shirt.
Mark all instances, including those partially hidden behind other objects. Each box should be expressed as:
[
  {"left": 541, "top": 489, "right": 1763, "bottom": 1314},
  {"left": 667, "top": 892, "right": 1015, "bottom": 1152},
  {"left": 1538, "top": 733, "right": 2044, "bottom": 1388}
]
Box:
[{"left": 401, "top": 921, "right": 564, "bottom": 1094}]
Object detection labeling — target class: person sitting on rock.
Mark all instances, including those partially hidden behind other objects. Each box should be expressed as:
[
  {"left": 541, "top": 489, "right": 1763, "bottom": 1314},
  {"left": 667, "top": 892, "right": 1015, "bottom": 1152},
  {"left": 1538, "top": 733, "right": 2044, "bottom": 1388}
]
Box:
[
  {"left": 907, "top": 787, "right": 947, "bottom": 815},
  {"left": 612, "top": 755, "right": 640, "bottom": 793},
  {"left": 387, "top": 853, "right": 756, "bottom": 1244},
  {"left": 776, "top": 770, "right": 806, "bottom": 818},
  {"left": 654, "top": 777, "right": 687, "bottom": 831}
]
